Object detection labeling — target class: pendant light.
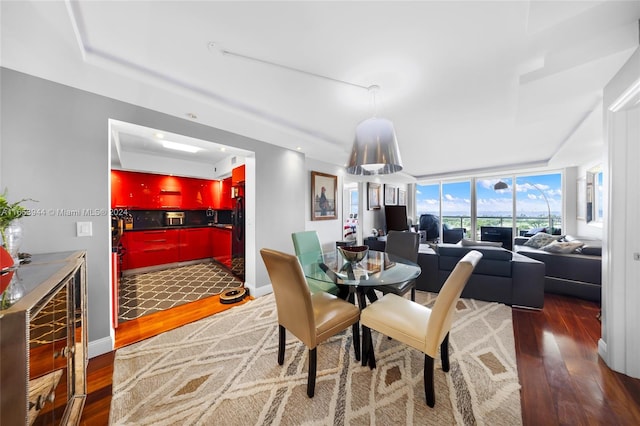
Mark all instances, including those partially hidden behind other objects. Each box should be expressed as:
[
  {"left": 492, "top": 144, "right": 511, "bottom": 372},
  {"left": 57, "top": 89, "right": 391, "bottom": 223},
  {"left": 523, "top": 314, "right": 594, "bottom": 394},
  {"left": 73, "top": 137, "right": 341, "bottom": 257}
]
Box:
[{"left": 346, "top": 86, "right": 403, "bottom": 175}]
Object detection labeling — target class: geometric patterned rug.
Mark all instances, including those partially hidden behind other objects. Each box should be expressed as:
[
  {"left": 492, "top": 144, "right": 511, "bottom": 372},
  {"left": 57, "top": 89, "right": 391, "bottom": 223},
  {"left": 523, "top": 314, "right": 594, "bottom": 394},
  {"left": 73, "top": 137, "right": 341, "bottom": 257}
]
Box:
[
  {"left": 109, "top": 291, "right": 522, "bottom": 425},
  {"left": 119, "top": 262, "right": 242, "bottom": 323}
]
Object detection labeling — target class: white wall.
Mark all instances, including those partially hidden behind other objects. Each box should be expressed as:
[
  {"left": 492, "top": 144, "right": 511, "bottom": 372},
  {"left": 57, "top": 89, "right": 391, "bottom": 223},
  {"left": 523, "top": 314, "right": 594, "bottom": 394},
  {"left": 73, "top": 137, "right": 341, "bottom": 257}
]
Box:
[
  {"left": 600, "top": 48, "right": 640, "bottom": 378},
  {"left": 0, "top": 68, "right": 305, "bottom": 356}
]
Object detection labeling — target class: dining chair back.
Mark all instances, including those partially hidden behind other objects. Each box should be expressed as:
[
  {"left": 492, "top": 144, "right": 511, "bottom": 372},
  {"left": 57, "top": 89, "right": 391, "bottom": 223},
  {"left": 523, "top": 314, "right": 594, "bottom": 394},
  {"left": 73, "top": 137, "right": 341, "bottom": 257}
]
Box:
[
  {"left": 360, "top": 250, "right": 482, "bottom": 407},
  {"left": 375, "top": 230, "right": 421, "bottom": 301},
  {"left": 260, "top": 248, "right": 360, "bottom": 397},
  {"left": 292, "top": 231, "right": 340, "bottom": 296}
]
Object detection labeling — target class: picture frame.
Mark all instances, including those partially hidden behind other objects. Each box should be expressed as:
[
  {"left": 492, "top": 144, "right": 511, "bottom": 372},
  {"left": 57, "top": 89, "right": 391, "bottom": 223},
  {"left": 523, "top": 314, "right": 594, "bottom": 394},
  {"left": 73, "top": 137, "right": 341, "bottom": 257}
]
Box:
[
  {"left": 311, "top": 171, "right": 337, "bottom": 220},
  {"left": 384, "top": 184, "right": 397, "bottom": 205},
  {"left": 398, "top": 189, "right": 406, "bottom": 206},
  {"left": 367, "top": 183, "right": 381, "bottom": 210}
]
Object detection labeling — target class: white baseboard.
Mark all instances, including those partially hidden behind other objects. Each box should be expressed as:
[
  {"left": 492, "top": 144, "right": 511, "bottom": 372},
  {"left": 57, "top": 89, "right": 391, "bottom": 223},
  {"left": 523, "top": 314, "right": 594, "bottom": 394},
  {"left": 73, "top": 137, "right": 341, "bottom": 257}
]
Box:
[
  {"left": 88, "top": 335, "right": 114, "bottom": 359},
  {"left": 598, "top": 338, "right": 607, "bottom": 360},
  {"left": 249, "top": 284, "right": 273, "bottom": 298}
]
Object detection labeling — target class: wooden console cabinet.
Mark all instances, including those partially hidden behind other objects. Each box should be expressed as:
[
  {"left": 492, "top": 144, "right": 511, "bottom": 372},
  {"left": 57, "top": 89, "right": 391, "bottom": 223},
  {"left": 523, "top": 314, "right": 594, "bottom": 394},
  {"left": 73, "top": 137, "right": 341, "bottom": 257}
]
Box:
[{"left": 0, "top": 251, "right": 87, "bottom": 425}]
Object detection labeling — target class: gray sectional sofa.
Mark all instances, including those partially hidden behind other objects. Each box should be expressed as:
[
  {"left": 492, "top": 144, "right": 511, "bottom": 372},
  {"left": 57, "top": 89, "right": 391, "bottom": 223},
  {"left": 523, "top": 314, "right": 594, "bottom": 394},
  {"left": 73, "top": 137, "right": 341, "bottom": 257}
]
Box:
[
  {"left": 513, "top": 236, "right": 602, "bottom": 302},
  {"left": 415, "top": 244, "right": 545, "bottom": 309}
]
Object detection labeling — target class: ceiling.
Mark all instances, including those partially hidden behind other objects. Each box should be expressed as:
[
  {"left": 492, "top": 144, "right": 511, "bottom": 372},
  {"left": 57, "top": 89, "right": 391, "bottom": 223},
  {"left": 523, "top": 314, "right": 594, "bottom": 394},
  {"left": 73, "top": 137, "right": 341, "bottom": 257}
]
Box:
[{"left": 2, "top": 1, "right": 639, "bottom": 181}]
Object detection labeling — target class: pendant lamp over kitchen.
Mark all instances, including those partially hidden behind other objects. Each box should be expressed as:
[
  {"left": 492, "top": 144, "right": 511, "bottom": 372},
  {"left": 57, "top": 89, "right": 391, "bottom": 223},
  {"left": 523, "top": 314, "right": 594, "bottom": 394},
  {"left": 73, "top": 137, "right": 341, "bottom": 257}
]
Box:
[{"left": 346, "top": 86, "right": 403, "bottom": 175}]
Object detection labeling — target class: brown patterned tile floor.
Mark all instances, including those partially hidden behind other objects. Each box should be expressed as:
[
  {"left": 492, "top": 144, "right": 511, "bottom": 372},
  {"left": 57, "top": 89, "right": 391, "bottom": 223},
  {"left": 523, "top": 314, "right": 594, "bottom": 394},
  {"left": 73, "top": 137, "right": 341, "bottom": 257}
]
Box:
[{"left": 118, "top": 262, "right": 242, "bottom": 323}]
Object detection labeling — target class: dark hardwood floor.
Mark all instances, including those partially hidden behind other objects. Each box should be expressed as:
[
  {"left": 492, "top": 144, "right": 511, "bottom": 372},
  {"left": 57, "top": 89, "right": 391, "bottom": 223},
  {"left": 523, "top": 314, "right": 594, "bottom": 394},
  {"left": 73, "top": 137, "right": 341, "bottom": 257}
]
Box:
[{"left": 80, "top": 293, "right": 640, "bottom": 425}]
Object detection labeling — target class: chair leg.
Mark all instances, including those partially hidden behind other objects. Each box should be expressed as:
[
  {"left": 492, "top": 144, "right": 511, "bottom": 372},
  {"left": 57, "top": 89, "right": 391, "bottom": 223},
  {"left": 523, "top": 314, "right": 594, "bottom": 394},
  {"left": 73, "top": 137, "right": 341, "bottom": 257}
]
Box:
[
  {"left": 361, "top": 325, "right": 369, "bottom": 366},
  {"left": 352, "top": 321, "right": 361, "bottom": 361},
  {"left": 440, "top": 332, "right": 450, "bottom": 372},
  {"left": 410, "top": 287, "right": 416, "bottom": 302},
  {"left": 424, "top": 354, "right": 435, "bottom": 407},
  {"left": 361, "top": 326, "right": 376, "bottom": 369},
  {"left": 278, "top": 325, "right": 285, "bottom": 365},
  {"left": 307, "top": 348, "right": 317, "bottom": 398}
]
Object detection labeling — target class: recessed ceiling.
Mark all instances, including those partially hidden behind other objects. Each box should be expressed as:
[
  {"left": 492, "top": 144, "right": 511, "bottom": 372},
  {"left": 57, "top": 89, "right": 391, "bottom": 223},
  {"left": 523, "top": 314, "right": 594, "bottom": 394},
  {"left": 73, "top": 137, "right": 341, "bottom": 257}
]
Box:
[
  {"left": 109, "top": 120, "right": 253, "bottom": 179},
  {"left": 2, "top": 1, "right": 638, "bottom": 180}
]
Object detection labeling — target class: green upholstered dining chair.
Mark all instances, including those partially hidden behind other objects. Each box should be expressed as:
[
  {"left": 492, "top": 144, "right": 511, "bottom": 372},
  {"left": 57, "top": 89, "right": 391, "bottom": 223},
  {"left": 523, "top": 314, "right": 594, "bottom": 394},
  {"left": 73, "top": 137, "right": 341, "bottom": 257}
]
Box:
[
  {"left": 260, "top": 248, "right": 360, "bottom": 398},
  {"left": 375, "top": 230, "right": 421, "bottom": 301},
  {"left": 292, "top": 231, "right": 340, "bottom": 296},
  {"left": 360, "top": 250, "right": 482, "bottom": 407}
]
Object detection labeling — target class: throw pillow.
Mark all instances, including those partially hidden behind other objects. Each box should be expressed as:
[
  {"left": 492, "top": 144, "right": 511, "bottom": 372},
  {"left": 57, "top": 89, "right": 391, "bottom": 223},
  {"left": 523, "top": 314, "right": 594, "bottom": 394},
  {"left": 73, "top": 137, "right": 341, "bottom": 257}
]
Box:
[
  {"left": 460, "top": 238, "right": 503, "bottom": 247},
  {"left": 541, "top": 240, "right": 584, "bottom": 253},
  {"left": 523, "top": 232, "right": 558, "bottom": 249}
]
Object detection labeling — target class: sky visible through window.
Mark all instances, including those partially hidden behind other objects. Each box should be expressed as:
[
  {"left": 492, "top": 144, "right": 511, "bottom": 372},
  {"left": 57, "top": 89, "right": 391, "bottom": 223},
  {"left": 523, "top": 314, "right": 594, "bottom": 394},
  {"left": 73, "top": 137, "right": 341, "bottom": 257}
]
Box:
[{"left": 416, "top": 173, "right": 562, "bottom": 218}]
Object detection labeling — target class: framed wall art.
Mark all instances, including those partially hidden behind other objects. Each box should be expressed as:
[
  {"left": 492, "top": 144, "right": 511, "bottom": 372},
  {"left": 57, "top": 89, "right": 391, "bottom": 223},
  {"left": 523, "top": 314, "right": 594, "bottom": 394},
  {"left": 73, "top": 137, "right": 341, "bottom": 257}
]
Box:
[
  {"left": 384, "top": 184, "right": 397, "bottom": 205},
  {"left": 311, "top": 171, "right": 337, "bottom": 220},
  {"left": 367, "top": 183, "right": 381, "bottom": 210},
  {"left": 398, "top": 189, "right": 406, "bottom": 206}
]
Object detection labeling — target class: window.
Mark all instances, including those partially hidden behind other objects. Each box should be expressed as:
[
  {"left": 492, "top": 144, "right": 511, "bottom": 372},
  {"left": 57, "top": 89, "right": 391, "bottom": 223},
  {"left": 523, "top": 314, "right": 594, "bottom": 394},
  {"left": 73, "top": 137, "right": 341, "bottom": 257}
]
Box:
[
  {"left": 441, "top": 181, "right": 471, "bottom": 234},
  {"left": 515, "top": 173, "right": 562, "bottom": 234},
  {"left": 416, "top": 184, "right": 440, "bottom": 217},
  {"left": 415, "top": 172, "right": 562, "bottom": 242},
  {"left": 477, "top": 177, "right": 513, "bottom": 239}
]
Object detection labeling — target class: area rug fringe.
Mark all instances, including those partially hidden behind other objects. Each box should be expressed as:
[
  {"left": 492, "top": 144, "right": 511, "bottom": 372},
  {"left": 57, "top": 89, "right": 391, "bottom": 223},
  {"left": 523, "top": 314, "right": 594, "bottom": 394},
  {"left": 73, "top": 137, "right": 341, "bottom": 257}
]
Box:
[{"left": 110, "top": 291, "right": 522, "bottom": 425}]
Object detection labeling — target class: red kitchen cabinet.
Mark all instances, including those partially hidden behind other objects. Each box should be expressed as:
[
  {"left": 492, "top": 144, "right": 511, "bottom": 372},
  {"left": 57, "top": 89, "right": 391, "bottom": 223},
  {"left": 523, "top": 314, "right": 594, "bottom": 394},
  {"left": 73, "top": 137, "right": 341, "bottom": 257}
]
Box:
[
  {"left": 232, "top": 164, "right": 245, "bottom": 185},
  {"left": 211, "top": 227, "right": 232, "bottom": 268},
  {"left": 208, "top": 178, "right": 232, "bottom": 210},
  {"left": 111, "top": 170, "right": 159, "bottom": 209},
  {"left": 220, "top": 177, "right": 233, "bottom": 210},
  {"left": 112, "top": 170, "right": 225, "bottom": 210},
  {"left": 122, "top": 229, "right": 180, "bottom": 270},
  {"left": 179, "top": 227, "right": 212, "bottom": 261},
  {"left": 111, "top": 170, "right": 124, "bottom": 208},
  {"left": 155, "top": 175, "right": 183, "bottom": 209}
]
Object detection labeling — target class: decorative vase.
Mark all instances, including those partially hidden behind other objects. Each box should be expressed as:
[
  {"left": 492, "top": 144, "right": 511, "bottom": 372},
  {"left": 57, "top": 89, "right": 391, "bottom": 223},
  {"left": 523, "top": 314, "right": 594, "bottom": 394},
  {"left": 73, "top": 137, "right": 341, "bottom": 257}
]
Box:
[
  {"left": 1, "top": 220, "right": 23, "bottom": 265},
  {"left": 1, "top": 273, "right": 25, "bottom": 309}
]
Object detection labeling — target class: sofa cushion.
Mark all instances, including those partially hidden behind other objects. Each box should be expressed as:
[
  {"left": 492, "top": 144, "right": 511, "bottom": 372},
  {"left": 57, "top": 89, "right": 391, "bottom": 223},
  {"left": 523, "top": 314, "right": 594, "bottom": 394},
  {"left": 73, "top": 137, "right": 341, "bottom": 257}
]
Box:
[
  {"left": 540, "top": 240, "right": 584, "bottom": 253},
  {"left": 523, "top": 232, "right": 559, "bottom": 248},
  {"left": 514, "top": 245, "right": 601, "bottom": 285},
  {"left": 438, "top": 244, "right": 512, "bottom": 277}
]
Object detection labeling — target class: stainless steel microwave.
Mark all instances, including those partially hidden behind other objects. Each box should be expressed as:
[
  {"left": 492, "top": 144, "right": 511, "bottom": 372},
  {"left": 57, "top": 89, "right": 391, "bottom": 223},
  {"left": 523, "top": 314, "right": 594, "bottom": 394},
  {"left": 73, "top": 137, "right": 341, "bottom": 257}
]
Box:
[{"left": 165, "top": 212, "right": 185, "bottom": 226}]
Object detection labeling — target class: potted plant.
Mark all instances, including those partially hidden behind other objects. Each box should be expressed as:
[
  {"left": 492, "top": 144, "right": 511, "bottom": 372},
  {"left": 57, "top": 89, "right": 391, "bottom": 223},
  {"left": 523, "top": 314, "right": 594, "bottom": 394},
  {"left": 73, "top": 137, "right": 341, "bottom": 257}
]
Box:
[
  {"left": 0, "top": 190, "right": 33, "bottom": 308},
  {"left": 0, "top": 190, "right": 31, "bottom": 262}
]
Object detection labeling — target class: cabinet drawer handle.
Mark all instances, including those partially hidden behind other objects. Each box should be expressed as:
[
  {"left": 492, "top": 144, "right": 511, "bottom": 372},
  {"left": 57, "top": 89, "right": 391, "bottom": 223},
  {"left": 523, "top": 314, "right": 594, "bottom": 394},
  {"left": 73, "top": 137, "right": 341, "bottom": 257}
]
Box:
[
  {"left": 145, "top": 239, "right": 167, "bottom": 243},
  {"left": 143, "top": 248, "right": 167, "bottom": 253},
  {"left": 54, "top": 346, "right": 71, "bottom": 358}
]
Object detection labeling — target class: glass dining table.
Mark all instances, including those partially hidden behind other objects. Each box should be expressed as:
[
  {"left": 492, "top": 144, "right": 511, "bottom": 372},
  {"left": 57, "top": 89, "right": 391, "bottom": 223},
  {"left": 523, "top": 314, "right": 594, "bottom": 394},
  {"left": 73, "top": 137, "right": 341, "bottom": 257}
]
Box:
[{"left": 298, "top": 249, "right": 421, "bottom": 309}]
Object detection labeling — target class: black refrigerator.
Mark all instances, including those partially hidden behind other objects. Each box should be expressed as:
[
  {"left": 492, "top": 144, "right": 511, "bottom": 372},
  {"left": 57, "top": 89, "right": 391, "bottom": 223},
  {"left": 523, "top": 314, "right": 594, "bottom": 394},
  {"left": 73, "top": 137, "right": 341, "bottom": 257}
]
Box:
[{"left": 231, "top": 193, "right": 245, "bottom": 281}]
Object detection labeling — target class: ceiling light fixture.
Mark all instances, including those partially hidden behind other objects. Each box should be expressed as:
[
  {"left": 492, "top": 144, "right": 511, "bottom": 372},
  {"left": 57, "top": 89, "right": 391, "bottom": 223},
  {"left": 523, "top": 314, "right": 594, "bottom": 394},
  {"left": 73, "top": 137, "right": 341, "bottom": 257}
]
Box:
[
  {"left": 346, "top": 85, "right": 402, "bottom": 175},
  {"left": 162, "top": 140, "right": 202, "bottom": 153}
]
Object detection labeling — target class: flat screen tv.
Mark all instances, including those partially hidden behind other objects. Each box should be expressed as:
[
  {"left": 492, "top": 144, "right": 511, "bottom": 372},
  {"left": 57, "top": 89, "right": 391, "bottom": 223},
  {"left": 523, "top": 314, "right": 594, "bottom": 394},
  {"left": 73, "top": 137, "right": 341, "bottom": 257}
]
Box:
[{"left": 384, "top": 205, "right": 409, "bottom": 232}]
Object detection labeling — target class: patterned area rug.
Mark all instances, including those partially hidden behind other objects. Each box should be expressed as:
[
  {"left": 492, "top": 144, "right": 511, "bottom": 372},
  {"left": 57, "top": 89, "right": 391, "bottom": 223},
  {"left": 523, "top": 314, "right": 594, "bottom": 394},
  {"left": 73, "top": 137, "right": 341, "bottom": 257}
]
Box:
[
  {"left": 110, "top": 291, "right": 522, "bottom": 425},
  {"left": 119, "top": 262, "right": 242, "bottom": 322}
]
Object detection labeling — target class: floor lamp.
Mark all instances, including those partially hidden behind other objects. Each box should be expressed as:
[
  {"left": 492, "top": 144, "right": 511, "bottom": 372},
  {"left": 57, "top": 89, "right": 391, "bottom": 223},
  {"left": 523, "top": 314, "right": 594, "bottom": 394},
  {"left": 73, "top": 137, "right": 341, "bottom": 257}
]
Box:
[{"left": 494, "top": 181, "right": 552, "bottom": 231}]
